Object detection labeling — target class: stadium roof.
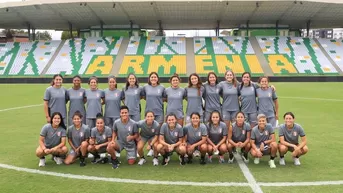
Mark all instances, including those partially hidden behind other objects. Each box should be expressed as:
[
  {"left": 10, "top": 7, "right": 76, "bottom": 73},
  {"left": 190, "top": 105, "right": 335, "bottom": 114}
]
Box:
[{"left": 0, "top": 0, "right": 343, "bottom": 30}]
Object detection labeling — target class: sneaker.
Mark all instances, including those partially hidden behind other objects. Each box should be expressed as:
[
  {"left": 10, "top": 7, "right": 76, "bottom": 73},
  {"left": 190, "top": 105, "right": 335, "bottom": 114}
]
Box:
[
  {"left": 269, "top": 160, "right": 276, "bottom": 168},
  {"left": 158, "top": 153, "right": 162, "bottom": 157},
  {"left": 293, "top": 158, "right": 301, "bottom": 166},
  {"left": 166, "top": 156, "right": 170, "bottom": 163},
  {"left": 38, "top": 158, "right": 45, "bottom": 167},
  {"left": 254, "top": 158, "right": 260, "bottom": 164},
  {"left": 219, "top": 156, "right": 225, "bottom": 163},
  {"left": 115, "top": 151, "right": 121, "bottom": 158},
  {"left": 53, "top": 156, "right": 63, "bottom": 165},
  {"left": 179, "top": 156, "right": 186, "bottom": 165},
  {"left": 147, "top": 149, "right": 154, "bottom": 157},
  {"left": 100, "top": 157, "right": 109, "bottom": 164},
  {"left": 87, "top": 153, "right": 94, "bottom": 158},
  {"left": 279, "top": 158, "right": 286, "bottom": 165},
  {"left": 80, "top": 160, "right": 86, "bottom": 167},
  {"left": 153, "top": 158, "right": 159, "bottom": 166},
  {"left": 242, "top": 154, "right": 249, "bottom": 164},
  {"left": 200, "top": 158, "right": 206, "bottom": 165},
  {"left": 207, "top": 155, "right": 212, "bottom": 163},
  {"left": 91, "top": 155, "right": 101, "bottom": 164},
  {"left": 138, "top": 158, "right": 146, "bottom": 165},
  {"left": 228, "top": 157, "right": 234, "bottom": 164},
  {"left": 187, "top": 158, "right": 193, "bottom": 164},
  {"left": 111, "top": 159, "right": 119, "bottom": 169},
  {"left": 162, "top": 158, "right": 168, "bottom": 166},
  {"left": 193, "top": 150, "right": 200, "bottom": 157}
]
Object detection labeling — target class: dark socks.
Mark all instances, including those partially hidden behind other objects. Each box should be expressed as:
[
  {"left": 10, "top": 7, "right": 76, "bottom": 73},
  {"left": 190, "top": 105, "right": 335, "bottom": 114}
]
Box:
[{"left": 270, "top": 156, "right": 275, "bottom": 160}]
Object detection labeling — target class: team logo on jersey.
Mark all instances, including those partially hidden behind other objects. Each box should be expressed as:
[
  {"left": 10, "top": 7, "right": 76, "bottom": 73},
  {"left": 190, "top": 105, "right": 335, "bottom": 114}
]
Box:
[
  {"left": 97, "top": 93, "right": 100, "bottom": 98},
  {"left": 242, "top": 130, "right": 245, "bottom": 135},
  {"left": 264, "top": 131, "right": 269, "bottom": 135},
  {"left": 251, "top": 87, "right": 254, "bottom": 91},
  {"left": 128, "top": 126, "right": 131, "bottom": 132},
  {"left": 57, "top": 131, "right": 61, "bottom": 137},
  {"left": 102, "top": 134, "right": 106, "bottom": 139},
  {"left": 216, "top": 88, "right": 220, "bottom": 93},
  {"left": 268, "top": 92, "right": 271, "bottom": 97},
  {"left": 79, "top": 92, "right": 83, "bottom": 97},
  {"left": 218, "top": 128, "right": 222, "bottom": 133},
  {"left": 197, "top": 132, "right": 201, "bottom": 136},
  {"left": 293, "top": 131, "right": 297, "bottom": 136},
  {"left": 151, "top": 129, "right": 155, "bottom": 133},
  {"left": 174, "top": 132, "right": 178, "bottom": 136},
  {"left": 179, "top": 91, "right": 182, "bottom": 96},
  {"left": 80, "top": 132, "right": 84, "bottom": 137},
  {"left": 135, "top": 90, "right": 138, "bottom": 94}
]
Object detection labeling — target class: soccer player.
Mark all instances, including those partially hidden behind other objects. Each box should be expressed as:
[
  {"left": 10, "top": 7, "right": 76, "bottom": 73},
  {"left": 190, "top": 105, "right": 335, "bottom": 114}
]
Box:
[
  {"left": 239, "top": 72, "right": 258, "bottom": 127},
  {"left": 142, "top": 72, "right": 165, "bottom": 124},
  {"left": 256, "top": 76, "right": 279, "bottom": 128},
  {"left": 107, "top": 106, "right": 139, "bottom": 169},
  {"left": 136, "top": 111, "right": 160, "bottom": 166},
  {"left": 36, "top": 112, "right": 68, "bottom": 167},
  {"left": 67, "top": 75, "right": 86, "bottom": 125},
  {"left": 87, "top": 114, "right": 112, "bottom": 164},
  {"left": 250, "top": 114, "right": 278, "bottom": 168},
  {"left": 84, "top": 76, "right": 105, "bottom": 129},
  {"left": 203, "top": 72, "right": 221, "bottom": 123},
  {"left": 227, "top": 112, "right": 251, "bottom": 164},
  {"left": 156, "top": 113, "right": 186, "bottom": 166},
  {"left": 123, "top": 73, "right": 142, "bottom": 122},
  {"left": 163, "top": 73, "right": 186, "bottom": 126},
  {"left": 44, "top": 74, "right": 67, "bottom": 125},
  {"left": 206, "top": 110, "right": 227, "bottom": 163},
  {"left": 64, "top": 111, "right": 90, "bottom": 166},
  {"left": 278, "top": 112, "right": 308, "bottom": 166},
  {"left": 104, "top": 75, "right": 124, "bottom": 128},
  {"left": 218, "top": 70, "right": 240, "bottom": 127},
  {"left": 185, "top": 73, "right": 204, "bottom": 124},
  {"left": 184, "top": 112, "right": 208, "bottom": 165}
]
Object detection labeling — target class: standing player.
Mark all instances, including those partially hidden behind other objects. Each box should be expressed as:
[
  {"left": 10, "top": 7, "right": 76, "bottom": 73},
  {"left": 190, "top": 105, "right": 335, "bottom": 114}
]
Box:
[
  {"left": 44, "top": 74, "right": 67, "bottom": 125},
  {"left": 104, "top": 75, "right": 124, "bottom": 128},
  {"left": 157, "top": 113, "right": 186, "bottom": 166},
  {"left": 107, "top": 106, "right": 138, "bottom": 169},
  {"left": 84, "top": 76, "right": 105, "bottom": 129},
  {"left": 136, "top": 111, "right": 160, "bottom": 165},
  {"left": 278, "top": 112, "right": 308, "bottom": 166},
  {"left": 239, "top": 72, "right": 258, "bottom": 127},
  {"left": 203, "top": 72, "right": 221, "bottom": 123},
  {"left": 67, "top": 75, "right": 86, "bottom": 125},
  {"left": 185, "top": 73, "right": 204, "bottom": 124},
  {"left": 184, "top": 112, "right": 208, "bottom": 165},
  {"left": 227, "top": 112, "right": 251, "bottom": 163},
  {"left": 206, "top": 110, "right": 228, "bottom": 163},
  {"left": 36, "top": 112, "right": 68, "bottom": 167},
  {"left": 163, "top": 73, "right": 186, "bottom": 126},
  {"left": 64, "top": 111, "right": 90, "bottom": 166},
  {"left": 250, "top": 114, "right": 278, "bottom": 168},
  {"left": 123, "top": 73, "right": 142, "bottom": 122}
]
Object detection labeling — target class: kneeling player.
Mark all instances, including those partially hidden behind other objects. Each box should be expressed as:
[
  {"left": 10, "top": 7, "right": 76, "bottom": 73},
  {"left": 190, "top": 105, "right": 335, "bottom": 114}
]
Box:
[
  {"left": 137, "top": 111, "right": 160, "bottom": 165},
  {"left": 107, "top": 106, "right": 138, "bottom": 169},
  {"left": 278, "top": 112, "right": 308, "bottom": 166},
  {"left": 156, "top": 113, "right": 186, "bottom": 166},
  {"left": 227, "top": 112, "right": 251, "bottom": 163},
  {"left": 36, "top": 112, "right": 68, "bottom": 167},
  {"left": 250, "top": 114, "right": 278, "bottom": 168}
]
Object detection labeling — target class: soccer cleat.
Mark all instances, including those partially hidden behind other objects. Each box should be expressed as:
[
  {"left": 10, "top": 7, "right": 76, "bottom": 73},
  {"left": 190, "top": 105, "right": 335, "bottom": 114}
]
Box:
[
  {"left": 279, "top": 158, "right": 286, "bottom": 165},
  {"left": 228, "top": 157, "right": 234, "bottom": 164},
  {"left": 193, "top": 150, "right": 200, "bottom": 157},
  {"left": 207, "top": 155, "right": 212, "bottom": 163},
  {"left": 115, "top": 151, "right": 121, "bottom": 158},
  {"left": 111, "top": 159, "right": 119, "bottom": 169},
  {"left": 293, "top": 158, "right": 301, "bottom": 166},
  {"left": 179, "top": 156, "right": 186, "bottom": 165},
  {"left": 38, "top": 158, "right": 45, "bottom": 167},
  {"left": 80, "top": 161, "right": 86, "bottom": 167},
  {"left": 91, "top": 155, "right": 101, "bottom": 164},
  {"left": 242, "top": 154, "right": 249, "bottom": 164},
  {"left": 187, "top": 158, "right": 193, "bottom": 164},
  {"left": 100, "top": 157, "right": 109, "bottom": 164},
  {"left": 219, "top": 156, "right": 225, "bottom": 163},
  {"left": 200, "top": 158, "right": 206, "bottom": 165},
  {"left": 87, "top": 153, "right": 94, "bottom": 158},
  {"left": 161, "top": 158, "right": 168, "bottom": 166},
  {"left": 53, "top": 156, "right": 63, "bottom": 165},
  {"left": 147, "top": 149, "right": 154, "bottom": 157},
  {"left": 153, "top": 158, "right": 159, "bottom": 166},
  {"left": 269, "top": 160, "right": 276, "bottom": 168},
  {"left": 138, "top": 158, "right": 146, "bottom": 166},
  {"left": 254, "top": 158, "right": 260, "bottom": 164}
]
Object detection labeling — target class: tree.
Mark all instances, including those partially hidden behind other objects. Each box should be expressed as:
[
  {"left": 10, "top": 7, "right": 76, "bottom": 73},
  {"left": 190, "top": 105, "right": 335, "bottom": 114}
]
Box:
[
  {"left": 35, "top": 31, "right": 52, "bottom": 40},
  {"left": 61, "top": 31, "right": 78, "bottom": 40}
]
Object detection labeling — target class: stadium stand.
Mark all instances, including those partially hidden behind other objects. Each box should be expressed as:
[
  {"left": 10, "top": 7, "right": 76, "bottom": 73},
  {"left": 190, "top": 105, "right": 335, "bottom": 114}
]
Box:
[
  {"left": 118, "top": 36, "right": 187, "bottom": 77},
  {"left": 317, "top": 38, "right": 343, "bottom": 72},
  {"left": 257, "top": 36, "right": 338, "bottom": 75},
  {"left": 194, "top": 37, "right": 264, "bottom": 76}
]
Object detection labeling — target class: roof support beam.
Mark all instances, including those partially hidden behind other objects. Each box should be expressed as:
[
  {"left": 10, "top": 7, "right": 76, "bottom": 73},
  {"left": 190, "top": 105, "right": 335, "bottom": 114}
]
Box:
[
  {"left": 69, "top": 22, "right": 74, "bottom": 40},
  {"left": 246, "top": 20, "right": 250, "bottom": 36},
  {"left": 216, "top": 20, "right": 220, "bottom": 36},
  {"left": 306, "top": 20, "right": 311, "bottom": 37},
  {"left": 158, "top": 20, "right": 163, "bottom": 36},
  {"left": 276, "top": 20, "right": 279, "bottom": 36},
  {"left": 27, "top": 22, "right": 31, "bottom": 41}
]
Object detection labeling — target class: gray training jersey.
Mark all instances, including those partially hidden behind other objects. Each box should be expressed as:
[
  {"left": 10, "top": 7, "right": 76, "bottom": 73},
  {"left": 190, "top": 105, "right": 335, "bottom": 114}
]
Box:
[
  {"left": 185, "top": 86, "right": 204, "bottom": 116},
  {"left": 142, "top": 84, "right": 165, "bottom": 116},
  {"left": 279, "top": 123, "right": 305, "bottom": 145},
  {"left": 85, "top": 89, "right": 104, "bottom": 119},
  {"left": 104, "top": 88, "right": 124, "bottom": 118},
  {"left": 206, "top": 121, "right": 227, "bottom": 145},
  {"left": 40, "top": 124, "right": 66, "bottom": 148},
  {"left": 91, "top": 126, "right": 112, "bottom": 145},
  {"left": 256, "top": 87, "right": 277, "bottom": 118},
  {"left": 163, "top": 87, "right": 186, "bottom": 118},
  {"left": 67, "top": 124, "right": 90, "bottom": 148},
  {"left": 137, "top": 120, "right": 160, "bottom": 139},
  {"left": 240, "top": 84, "right": 258, "bottom": 114},
  {"left": 113, "top": 119, "right": 138, "bottom": 148},
  {"left": 203, "top": 83, "right": 221, "bottom": 113},
  {"left": 67, "top": 88, "right": 86, "bottom": 119},
  {"left": 159, "top": 123, "right": 184, "bottom": 144},
  {"left": 218, "top": 81, "right": 240, "bottom": 111},
  {"left": 231, "top": 122, "right": 251, "bottom": 143},
  {"left": 251, "top": 123, "right": 274, "bottom": 147},
  {"left": 184, "top": 123, "right": 208, "bottom": 145},
  {"left": 123, "top": 86, "right": 142, "bottom": 116},
  {"left": 44, "top": 86, "right": 67, "bottom": 118}
]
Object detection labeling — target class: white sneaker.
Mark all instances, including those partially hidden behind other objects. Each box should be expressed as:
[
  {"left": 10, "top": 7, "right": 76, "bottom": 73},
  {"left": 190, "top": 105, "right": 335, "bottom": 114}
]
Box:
[
  {"left": 147, "top": 149, "right": 154, "bottom": 157},
  {"left": 158, "top": 153, "right": 162, "bottom": 157},
  {"left": 293, "top": 158, "right": 301, "bottom": 166},
  {"left": 166, "top": 156, "right": 170, "bottom": 163},
  {"left": 193, "top": 150, "right": 200, "bottom": 157},
  {"left": 254, "top": 158, "right": 260, "bottom": 164},
  {"left": 153, "top": 158, "right": 159, "bottom": 166},
  {"left": 207, "top": 155, "right": 212, "bottom": 163},
  {"left": 138, "top": 158, "right": 146, "bottom": 165},
  {"left": 219, "top": 156, "right": 225, "bottom": 163},
  {"left": 53, "top": 157, "right": 63, "bottom": 165},
  {"left": 87, "top": 153, "right": 94, "bottom": 158},
  {"left": 269, "top": 160, "right": 276, "bottom": 168},
  {"left": 279, "top": 158, "right": 286, "bottom": 165},
  {"left": 228, "top": 157, "right": 234, "bottom": 164},
  {"left": 38, "top": 158, "right": 45, "bottom": 167},
  {"left": 242, "top": 155, "right": 249, "bottom": 164},
  {"left": 115, "top": 151, "right": 121, "bottom": 158},
  {"left": 100, "top": 153, "right": 107, "bottom": 158}
]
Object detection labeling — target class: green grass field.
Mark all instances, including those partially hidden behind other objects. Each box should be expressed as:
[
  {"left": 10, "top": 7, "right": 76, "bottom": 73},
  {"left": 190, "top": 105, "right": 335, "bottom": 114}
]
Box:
[{"left": 0, "top": 83, "right": 342, "bottom": 193}]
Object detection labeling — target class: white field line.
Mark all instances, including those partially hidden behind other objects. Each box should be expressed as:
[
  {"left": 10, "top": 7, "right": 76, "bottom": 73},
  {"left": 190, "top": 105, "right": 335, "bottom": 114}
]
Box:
[
  {"left": 278, "top": 96, "right": 343, "bottom": 102},
  {"left": 0, "top": 104, "right": 42, "bottom": 112},
  {"left": 234, "top": 154, "right": 264, "bottom": 193},
  {"left": 259, "top": 181, "right": 343, "bottom": 186}
]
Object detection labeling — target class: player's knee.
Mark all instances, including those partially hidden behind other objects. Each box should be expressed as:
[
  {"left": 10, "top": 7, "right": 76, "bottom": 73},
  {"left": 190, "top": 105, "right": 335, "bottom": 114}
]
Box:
[
  {"left": 219, "top": 144, "right": 227, "bottom": 152},
  {"left": 156, "top": 144, "right": 163, "bottom": 151},
  {"left": 207, "top": 145, "right": 213, "bottom": 152},
  {"left": 200, "top": 144, "right": 207, "bottom": 152},
  {"left": 270, "top": 142, "right": 277, "bottom": 149},
  {"left": 302, "top": 146, "right": 309, "bottom": 154},
  {"left": 61, "top": 146, "right": 68, "bottom": 154}
]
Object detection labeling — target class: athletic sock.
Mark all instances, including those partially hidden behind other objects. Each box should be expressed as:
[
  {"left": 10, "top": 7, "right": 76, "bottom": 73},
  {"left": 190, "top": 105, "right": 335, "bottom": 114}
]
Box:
[
  {"left": 296, "top": 156, "right": 299, "bottom": 158},
  {"left": 229, "top": 153, "right": 234, "bottom": 159},
  {"left": 280, "top": 156, "right": 284, "bottom": 158},
  {"left": 141, "top": 156, "right": 145, "bottom": 159},
  {"left": 270, "top": 156, "right": 275, "bottom": 160},
  {"left": 40, "top": 156, "right": 45, "bottom": 159}
]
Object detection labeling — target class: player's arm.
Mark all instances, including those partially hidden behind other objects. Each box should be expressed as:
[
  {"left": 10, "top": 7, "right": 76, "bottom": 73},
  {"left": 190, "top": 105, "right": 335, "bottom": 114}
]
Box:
[
  {"left": 158, "top": 135, "right": 170, "bottom": 146},
  {"left": 242, "top": 131, "right": 251, "bottom": 146},
  {"left": 264, "top": 133, "right": 276, "bottom": 145},
  {"left": 228, "top": 125, "right": 237, "bottom": 146},
  {"left": 297, "top": 136, "right": 307, "bottom": 149},
  {"left": 279, "top": 136, "right": 296, "bottom": 148}
]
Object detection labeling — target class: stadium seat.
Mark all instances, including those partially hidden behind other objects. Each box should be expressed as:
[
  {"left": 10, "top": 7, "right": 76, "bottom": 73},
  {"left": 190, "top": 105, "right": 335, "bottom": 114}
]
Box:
[{"left": 317, "top": 38, "right": 343, "bottom": 72}]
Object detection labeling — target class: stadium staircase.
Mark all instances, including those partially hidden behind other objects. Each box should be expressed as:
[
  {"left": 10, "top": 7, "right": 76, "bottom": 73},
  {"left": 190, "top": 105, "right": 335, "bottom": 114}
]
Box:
[
  {"left": 111, "top": 37, "right": 129, "bottom": 76},
  {"left": 41, "top": 40, "right": 65, "bottom": 75},
  {"left": 249, "top": 37, "right": 273, "bottom": 76},
  {"left": 186, "top": 37, "right": 196, "bottom": 76},
  {"left": 316, "top": 38, "right": 343, "bottom": 74}
]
